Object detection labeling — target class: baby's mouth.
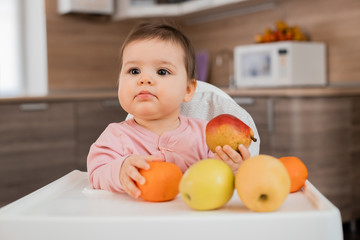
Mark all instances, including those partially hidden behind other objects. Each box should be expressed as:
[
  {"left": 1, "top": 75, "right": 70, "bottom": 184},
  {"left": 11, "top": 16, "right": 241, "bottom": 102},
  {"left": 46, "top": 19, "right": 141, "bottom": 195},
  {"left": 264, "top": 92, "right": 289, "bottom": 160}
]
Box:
[{"left": 135, "top": 91, "right": 156, "bottom": 100}]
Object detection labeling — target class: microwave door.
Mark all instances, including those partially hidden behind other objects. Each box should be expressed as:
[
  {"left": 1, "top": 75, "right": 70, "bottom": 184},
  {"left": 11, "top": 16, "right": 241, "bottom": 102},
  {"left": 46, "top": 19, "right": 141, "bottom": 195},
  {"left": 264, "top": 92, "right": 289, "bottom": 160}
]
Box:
[{"left": 240, "top": 50, "right": 275, "bottom": 87}]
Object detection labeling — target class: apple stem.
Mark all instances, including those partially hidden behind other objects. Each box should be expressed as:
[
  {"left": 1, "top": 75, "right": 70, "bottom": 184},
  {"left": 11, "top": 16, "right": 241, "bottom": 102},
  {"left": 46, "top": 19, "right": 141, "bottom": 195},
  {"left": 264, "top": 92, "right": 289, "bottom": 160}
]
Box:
[
  {"left": 259, "top": 194, "right": 268, "bottom": 201},
  {"left": 251, "top": 136, "right": 257, "bottom": 142}
]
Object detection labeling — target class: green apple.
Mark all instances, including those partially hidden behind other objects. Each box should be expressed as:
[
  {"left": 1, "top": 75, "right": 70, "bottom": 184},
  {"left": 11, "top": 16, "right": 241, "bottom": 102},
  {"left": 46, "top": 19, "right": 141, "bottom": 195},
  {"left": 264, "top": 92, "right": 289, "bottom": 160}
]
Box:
[{"left": 179, "top": 159, "right": 234, "bottom": 210}]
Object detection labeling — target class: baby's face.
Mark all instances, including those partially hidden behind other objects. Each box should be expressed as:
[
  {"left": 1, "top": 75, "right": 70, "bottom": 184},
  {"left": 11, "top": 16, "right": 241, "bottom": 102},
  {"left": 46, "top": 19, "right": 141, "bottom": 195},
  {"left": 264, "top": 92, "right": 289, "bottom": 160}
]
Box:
[{"left": 118, "top": 38, "right": 194, "bottom": 121}]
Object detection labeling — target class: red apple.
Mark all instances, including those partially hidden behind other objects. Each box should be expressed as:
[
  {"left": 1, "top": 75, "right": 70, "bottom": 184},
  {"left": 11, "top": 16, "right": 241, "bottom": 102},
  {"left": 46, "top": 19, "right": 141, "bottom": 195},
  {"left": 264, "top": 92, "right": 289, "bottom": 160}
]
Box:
[{"left": 206, "top": 114, "right": 257, "bottom": 153}]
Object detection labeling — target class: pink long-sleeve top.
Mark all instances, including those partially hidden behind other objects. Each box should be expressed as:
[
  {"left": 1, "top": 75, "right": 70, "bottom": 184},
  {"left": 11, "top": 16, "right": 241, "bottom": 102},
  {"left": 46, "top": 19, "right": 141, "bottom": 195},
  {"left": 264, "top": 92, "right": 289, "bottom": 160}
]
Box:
[{"left": 87, "top": 115, "right": 214, "bottom": 193}]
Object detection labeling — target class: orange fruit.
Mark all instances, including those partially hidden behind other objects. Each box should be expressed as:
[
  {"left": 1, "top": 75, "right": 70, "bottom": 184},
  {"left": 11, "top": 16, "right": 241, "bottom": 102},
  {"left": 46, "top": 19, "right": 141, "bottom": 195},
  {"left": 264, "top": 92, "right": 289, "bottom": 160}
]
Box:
[
  {"left": 137, "top": 161, "right": 183, "bottom": 202},
  {"left": 279, "top": 156, "right": 308, "bottom": 193}
]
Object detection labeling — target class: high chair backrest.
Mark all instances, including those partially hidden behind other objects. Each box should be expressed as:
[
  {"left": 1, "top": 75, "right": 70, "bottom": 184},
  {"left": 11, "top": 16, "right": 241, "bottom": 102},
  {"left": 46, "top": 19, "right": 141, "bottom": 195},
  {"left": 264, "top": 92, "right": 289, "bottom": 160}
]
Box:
[
  {"left": 126, "top": 81, "right": 260, "bottom": 157},
  {"left": 181, "top": 81, "right": 260, "bottom": 157}
]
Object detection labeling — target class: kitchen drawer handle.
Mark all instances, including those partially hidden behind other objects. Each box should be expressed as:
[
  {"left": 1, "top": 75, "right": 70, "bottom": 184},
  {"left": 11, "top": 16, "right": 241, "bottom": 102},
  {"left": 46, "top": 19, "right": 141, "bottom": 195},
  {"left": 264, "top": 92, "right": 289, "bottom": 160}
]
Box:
[
  {"left": 267, "top": 99, "right": 274, "bottom": 132},
  {"left": 233, "top": 97, "right": 254, "bottom": 105},
  {"left": 19, "top": 103, "right": 49, "bottom": 111}
]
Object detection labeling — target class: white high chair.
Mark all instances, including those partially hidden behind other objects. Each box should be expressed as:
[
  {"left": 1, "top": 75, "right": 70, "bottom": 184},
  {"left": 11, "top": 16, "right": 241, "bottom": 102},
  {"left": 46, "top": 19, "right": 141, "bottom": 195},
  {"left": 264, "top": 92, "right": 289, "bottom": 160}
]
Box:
[{"left": 127, "top": 80, "right": 260, "bottom": 156}]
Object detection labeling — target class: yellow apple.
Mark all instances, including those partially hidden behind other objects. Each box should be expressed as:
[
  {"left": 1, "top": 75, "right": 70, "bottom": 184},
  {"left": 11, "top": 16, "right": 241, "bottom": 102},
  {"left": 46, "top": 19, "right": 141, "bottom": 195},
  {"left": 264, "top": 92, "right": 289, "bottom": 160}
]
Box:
[
  {"left": 179, "top": 159, "right": 234, "bottom": 210},
  {"left": 235, "top": 155, "right": 291, "bottom": 212}
]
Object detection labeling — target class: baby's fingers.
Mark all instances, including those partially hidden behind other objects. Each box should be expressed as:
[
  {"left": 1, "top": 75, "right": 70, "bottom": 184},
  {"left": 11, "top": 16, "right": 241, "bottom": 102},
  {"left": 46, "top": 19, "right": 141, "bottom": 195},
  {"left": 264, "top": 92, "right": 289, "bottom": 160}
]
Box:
[
  {"left": 127, "top": 165, "right": 146, "bottom": 186},
  {"left": 129, "top": 156, "right": 150, "bottom": 170},
  {"left": 238, "top": 144, "right": 251, "bottom": 160},
  {"left": 146, "top": 155, "right": 164, "bottom": 162},
  {"left": 122, "top": 174, "right": 141, "bottom": 198},
  {"left": 215, "top": 145, "right": 243, "bottom": 173},
  {"left": 215, "top": 146, "right": 235, "bottom": 168},
  {"left": 222, "top": 145, "right": 243, "bottom": 163},
  {"left": 215, "top": 146, "right": 229, "bottom": 161},
  {"left": 215, "top": 145, "right": 241, "bottom": 164}
]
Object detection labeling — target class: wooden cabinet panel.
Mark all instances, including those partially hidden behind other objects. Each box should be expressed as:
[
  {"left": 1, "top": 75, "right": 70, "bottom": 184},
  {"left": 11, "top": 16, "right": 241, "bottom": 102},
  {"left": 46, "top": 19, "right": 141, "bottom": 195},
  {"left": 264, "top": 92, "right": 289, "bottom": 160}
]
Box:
[
  {"left": 0, "top": 102, "right": 76, "bottom": 206},
  {"left": 75, "top": 99, "right": 128, "bottom": 171},
  {"left": 272, "top": 98, "right": 352, "bottom": 221},
  {"left": 351, "top": 97, "right": 360, "bottom": 219}
]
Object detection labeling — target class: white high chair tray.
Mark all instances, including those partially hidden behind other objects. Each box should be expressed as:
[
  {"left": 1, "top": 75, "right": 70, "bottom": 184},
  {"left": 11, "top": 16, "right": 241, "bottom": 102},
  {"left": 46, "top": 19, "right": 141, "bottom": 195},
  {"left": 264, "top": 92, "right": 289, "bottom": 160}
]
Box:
[{"left": 0, "top": 170, "right": 342, "bottom": 240}]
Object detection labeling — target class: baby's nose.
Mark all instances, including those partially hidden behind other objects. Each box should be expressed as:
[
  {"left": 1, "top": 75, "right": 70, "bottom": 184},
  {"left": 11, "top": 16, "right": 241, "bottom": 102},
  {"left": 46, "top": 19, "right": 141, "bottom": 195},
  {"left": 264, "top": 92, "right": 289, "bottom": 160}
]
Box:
[
  {"left": 138, "top": 76, "right": 153, "bottom": 85},
  {"left": 140, "top": 80, "right": 152, "bottom": 84}
]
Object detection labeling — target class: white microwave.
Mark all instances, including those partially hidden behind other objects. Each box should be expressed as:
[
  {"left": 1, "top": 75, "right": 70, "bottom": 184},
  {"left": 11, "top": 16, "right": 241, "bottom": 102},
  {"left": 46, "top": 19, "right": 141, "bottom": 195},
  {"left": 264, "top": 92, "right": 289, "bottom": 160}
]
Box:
[{"left": 233, "top": 42, "right": 326, "bottom": 88}]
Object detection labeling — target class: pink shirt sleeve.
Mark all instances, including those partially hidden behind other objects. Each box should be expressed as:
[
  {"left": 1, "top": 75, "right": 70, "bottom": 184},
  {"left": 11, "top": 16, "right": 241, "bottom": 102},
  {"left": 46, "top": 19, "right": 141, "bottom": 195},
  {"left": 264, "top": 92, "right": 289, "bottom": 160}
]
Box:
[{"left": 87, "top": 123, "right": 132, "bottom": 193}]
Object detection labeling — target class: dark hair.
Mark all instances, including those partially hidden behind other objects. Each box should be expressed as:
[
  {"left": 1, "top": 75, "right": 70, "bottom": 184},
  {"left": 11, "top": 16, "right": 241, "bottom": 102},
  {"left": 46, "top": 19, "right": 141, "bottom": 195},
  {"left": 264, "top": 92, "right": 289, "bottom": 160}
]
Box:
[{"left": 119, "top": 21, "right": 196, "bottom": 81}]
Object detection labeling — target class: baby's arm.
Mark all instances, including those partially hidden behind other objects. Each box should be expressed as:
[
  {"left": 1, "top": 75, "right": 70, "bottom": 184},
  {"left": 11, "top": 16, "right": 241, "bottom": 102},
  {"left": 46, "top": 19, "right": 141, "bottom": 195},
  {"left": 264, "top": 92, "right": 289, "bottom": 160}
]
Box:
[
  {"left": 87, "top": 123, "right": 151, "bottom": 196},
  {"left": 214, "top": 144, "right": 251, "bottom": 172}
]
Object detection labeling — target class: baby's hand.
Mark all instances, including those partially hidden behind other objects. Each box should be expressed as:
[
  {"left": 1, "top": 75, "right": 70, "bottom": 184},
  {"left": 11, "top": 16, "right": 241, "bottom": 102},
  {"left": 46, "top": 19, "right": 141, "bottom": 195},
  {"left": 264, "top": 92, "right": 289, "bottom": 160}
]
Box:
[
  {"left": 120, "top": 155, "right": 163, "bottom": 199},
  {"left": 214, "top": 144, "right": 251, "bottom": 172}
]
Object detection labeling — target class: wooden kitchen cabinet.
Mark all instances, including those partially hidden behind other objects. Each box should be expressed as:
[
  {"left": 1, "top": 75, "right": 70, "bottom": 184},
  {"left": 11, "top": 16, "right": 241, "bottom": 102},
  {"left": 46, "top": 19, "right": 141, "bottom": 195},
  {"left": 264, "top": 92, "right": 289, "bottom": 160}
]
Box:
[
  {"left": 272, "top": 97, "right": 353, "bottom": 221},
  {"left": 238, "top": 96, "right": 359, "bottom": 222},
  {"left": 0, "top": 102, "right": 76, "bottom": 206},
  {"left": 75, "top": 99, "right": 128, "bottom": 171},
  {"left": 0, "top": 97, "right": 127, "bottom": 206},
  {"left": 351, "top": 97, "right": 360, "bottom": 219},
  {"left": 113, "top": 0, "right": 254, "bottom": 21}
]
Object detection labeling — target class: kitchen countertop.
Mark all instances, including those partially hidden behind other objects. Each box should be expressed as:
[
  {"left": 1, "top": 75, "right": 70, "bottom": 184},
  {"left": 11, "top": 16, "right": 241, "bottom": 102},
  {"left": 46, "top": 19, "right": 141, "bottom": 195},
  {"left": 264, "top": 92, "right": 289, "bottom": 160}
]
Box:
[
  {"left": 1, "top": 86, "right": 360, "bottom": 103},
  {"left": 0, "top": 90, "right": 119, "bottom": 103},
  {"left": 222, "top": 86, "right": 360, "bottom": 97}
]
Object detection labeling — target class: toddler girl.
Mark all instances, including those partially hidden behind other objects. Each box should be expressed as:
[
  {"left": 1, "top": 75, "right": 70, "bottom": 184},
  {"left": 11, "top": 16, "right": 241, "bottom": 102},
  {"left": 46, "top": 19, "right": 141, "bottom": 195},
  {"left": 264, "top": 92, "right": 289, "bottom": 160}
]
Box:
[{"left": 87, "top": 22, "right": 251, "bottom": 199}]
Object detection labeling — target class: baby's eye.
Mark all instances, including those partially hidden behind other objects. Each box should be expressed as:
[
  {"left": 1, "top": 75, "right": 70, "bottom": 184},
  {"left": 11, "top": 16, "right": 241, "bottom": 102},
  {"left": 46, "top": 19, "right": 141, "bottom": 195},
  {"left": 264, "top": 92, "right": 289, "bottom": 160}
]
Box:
[
  {"left": 157, "top": 69, "right": 170, "bottom": 76},
  {"left": 129, "top": 68, "right": 140, "bottom": 75}
]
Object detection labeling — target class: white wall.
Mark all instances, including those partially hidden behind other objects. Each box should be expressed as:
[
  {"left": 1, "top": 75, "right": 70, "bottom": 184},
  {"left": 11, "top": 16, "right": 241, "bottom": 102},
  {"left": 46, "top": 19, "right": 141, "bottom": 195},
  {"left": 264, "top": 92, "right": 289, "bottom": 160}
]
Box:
[{"left": 0, "top": 0, "right": 48, "bottom": 97}]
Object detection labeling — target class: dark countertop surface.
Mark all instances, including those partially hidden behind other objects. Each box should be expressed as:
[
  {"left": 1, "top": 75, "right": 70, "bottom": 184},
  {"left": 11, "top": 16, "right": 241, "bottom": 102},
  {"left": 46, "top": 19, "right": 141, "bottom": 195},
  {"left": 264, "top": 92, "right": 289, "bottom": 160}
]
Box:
[{"left": 1, "top": 86, "right": 360, "bottom": 104}]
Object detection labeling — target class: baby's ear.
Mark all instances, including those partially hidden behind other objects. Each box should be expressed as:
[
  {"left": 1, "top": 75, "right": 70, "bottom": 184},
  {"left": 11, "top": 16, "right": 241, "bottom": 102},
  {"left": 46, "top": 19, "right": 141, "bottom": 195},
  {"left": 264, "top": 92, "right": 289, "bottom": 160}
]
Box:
[{"left": 183, "top": 79, "right": 197, "bottom": 103}]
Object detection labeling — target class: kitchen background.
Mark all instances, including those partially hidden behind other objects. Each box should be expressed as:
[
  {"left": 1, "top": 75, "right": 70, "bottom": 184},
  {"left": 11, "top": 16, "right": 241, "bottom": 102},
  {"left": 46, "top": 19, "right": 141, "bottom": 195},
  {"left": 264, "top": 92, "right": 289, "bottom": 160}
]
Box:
[
  {"left": 46, "top": 0, "right": 360, "bottom": 91},
  {"left": 1, "top": 0, "right": 360, "bottom": 238}
]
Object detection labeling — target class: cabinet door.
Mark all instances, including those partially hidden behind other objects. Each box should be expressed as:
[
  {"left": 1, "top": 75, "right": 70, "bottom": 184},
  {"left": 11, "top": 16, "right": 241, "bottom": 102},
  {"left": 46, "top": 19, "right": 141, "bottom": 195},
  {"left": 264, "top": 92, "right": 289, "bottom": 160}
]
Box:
[
  {"left": 75, "top": 99, "right": 128, "bottom": 171},
  {"left": 272, "top": 97, "right": 352, "bottom": 221},
  {"left": 0, "top": 102, "right": 76, "bottom": 206},
  {"left": 352, "top": 97, "right": 360, "bottom": 219}
]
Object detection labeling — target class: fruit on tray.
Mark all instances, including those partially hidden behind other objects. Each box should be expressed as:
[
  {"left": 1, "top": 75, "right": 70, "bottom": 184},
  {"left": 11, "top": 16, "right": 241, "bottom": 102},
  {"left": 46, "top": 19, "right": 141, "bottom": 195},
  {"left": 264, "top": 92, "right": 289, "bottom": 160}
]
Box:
[
  {"left": 254, "top": 20, "right": 308, "bottom": 43},
  {"left": 279, "top": 156, "right": 308, "bottom": 193},
  {"left": 179, "top": 159, "right": 234, "bottom": 210},
  {"left": 137, "top": 161, "right": 183, "bottom": 202},
  {"left": 206, "top": 114, "right": 257, "bottom": 153},
  {"left": 235, "top": 155, "right": 291, "bottom": 212}
]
